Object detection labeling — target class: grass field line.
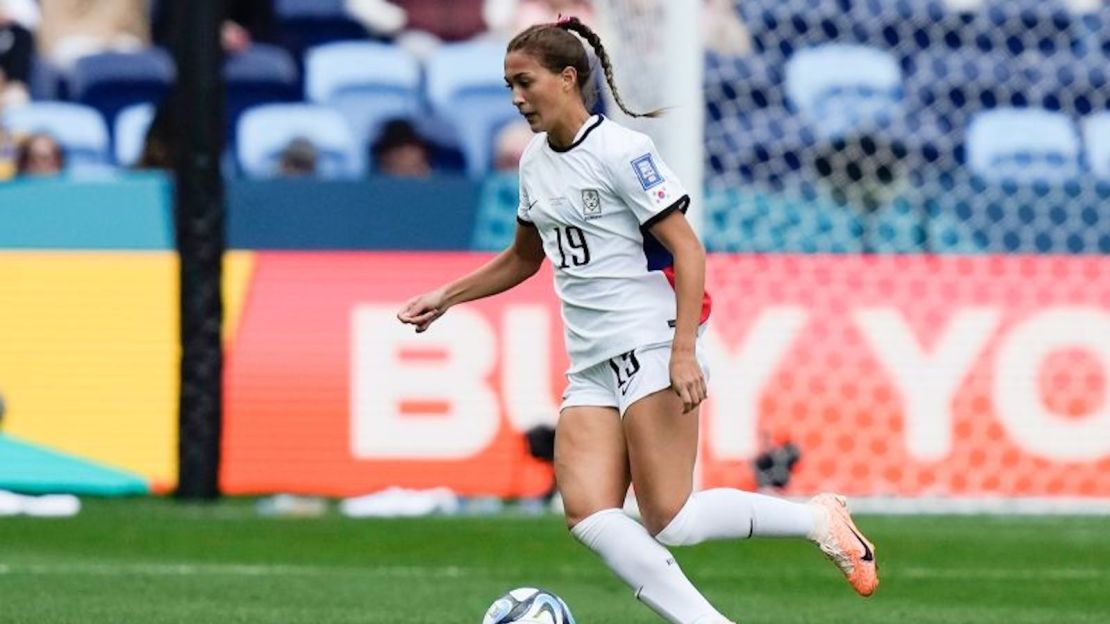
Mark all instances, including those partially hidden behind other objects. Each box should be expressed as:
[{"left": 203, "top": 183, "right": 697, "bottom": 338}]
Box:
[{"left": 0, "top": 560, "right": 1105, "bottom": 582}]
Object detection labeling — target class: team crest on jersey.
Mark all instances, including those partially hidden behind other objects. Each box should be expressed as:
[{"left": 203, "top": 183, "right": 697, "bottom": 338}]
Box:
[
  {"left": 631, "top": 153, "right": 664, "bottom": 190},
  {"left": 581, "top": 188, "right": 602, "bottom": 219}
]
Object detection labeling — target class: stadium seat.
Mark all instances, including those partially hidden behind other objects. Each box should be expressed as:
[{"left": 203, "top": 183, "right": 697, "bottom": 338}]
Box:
[
  {"left": 114, "top": 103, "right": 156, "bottom": 167},
  {"left": 276, "top": 0, "right": 370, "bottom": 56},
  {"left": 1083, "top": 113, "right": 1110, "bottom": 179},
  {"left": 785, "top": 44, "right": 903, "bottom": 139},
  {"left": 225, "top": 44, "right": 301, "bottom": 141},
  {"left": 972, "top": 0, "right": 1076, "bottom": 56},
  {"left": 704, "top": 107, "right": 818, "bottom": 188},
  {"left": 28, "top": 56, "right": 68, "bottom": 101},
  {"left": 425, "top": 41, "right": 521, "bottom": 176},
  {"left": 902, "top": 49, "right": 1027, "bottom": 163},
  {"left": 70, "top": 49, "right": 175, "bottom": 128},
  {"left": 850, "top": 0, "right": 968, "bottom": 57},
  {"left": 236, "top": 103, "right": 360, "bottom": 178},
  {"left": 1022, "top": 51, "right": 1110, "bottom": 118},
  {"left": 304, "top": 42, "right": 421, "bottom": 151},
  {"left": 739, "top": 0, "right": 867, "bottom": 58},
  {"left": 967, "top": 108, "right": 1081, "bottom": 182},
  {"left": 3, "top": 102, "right": 111, "bottom": 171},
  {"left": 704, "top": 52, "right": 787, "bottom": 119}
]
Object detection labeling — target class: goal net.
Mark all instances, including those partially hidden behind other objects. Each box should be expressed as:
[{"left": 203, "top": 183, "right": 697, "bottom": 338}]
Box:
[{"left": 595, "top": 0, "right": 1110, "bottom": 507}]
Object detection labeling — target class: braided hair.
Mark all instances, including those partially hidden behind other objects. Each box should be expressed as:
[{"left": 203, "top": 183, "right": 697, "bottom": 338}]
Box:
[{"left": 507, "top": 16, "right": 662, "bottom": 119}]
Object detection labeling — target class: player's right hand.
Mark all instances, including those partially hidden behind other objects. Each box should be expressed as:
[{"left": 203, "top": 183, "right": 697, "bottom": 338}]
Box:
[{"left": 397, "top": 289, "right": 449, "bottom": 333}]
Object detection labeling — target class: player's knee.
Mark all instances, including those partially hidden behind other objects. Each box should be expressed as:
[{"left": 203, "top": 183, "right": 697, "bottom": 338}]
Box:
[
  {"left": 647, "top": 497, "right": 696, "bottom": 546},
  {"left": 640, "top": 499, "right": 686, "bottom": 538}
]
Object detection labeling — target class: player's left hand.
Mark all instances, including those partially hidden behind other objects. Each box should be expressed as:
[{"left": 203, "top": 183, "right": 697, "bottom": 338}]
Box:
[{"left": 669, "top": 351, "right": 707, "bottom": 414}]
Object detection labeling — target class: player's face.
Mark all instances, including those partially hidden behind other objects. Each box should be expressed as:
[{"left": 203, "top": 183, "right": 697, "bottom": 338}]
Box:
[{"left": 505, "top": 51, "right": 575, "bottom": 133}]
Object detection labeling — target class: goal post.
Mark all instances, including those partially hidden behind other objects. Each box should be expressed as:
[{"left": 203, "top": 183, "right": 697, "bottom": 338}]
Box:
[{"left": 593, "top": 0, "right": 706, "bottom": 235}]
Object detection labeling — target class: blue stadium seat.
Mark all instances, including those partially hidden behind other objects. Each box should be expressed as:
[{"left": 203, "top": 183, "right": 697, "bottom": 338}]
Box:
[
  {"left": 967, "top": 108, "right": 1081, "bottom": 182},
  {"left": 276, "top": 0, "right": 370, "bottom": 55},
  {"left": 3, "top": 102, "right": 111, "bottom": 171},
  {"left": 1083, "top": 113, "right": 1110, "bottom": 179},
  {"left": 305, "top": 42, "right": 421, "bottom": 151},
  {"left": 971, "top": 0, "right": 1076, "bottom": 56},
  {"left": 1074, "top": 5, "right": 1110, "bottom": 56},
  {"left": 225, "top": 44, "right": 301, "bottom": 142},
  {"left": 740, "top": 0, "right": 868, "bottom": 59},
  {"left": 114, "top": 103, "right": 156, "bottom": 167},
  {"left": 236, "top": 103, "right": 360, "bottom": 178},
  {"left": 1021, "top": 51, "right": 1110, "bottom": 118},
  {"left": 705, "top": 52, "right": 787, "bottom": 119},
  {"left": 740, "top": 0, "right": 968, "bottom": 63},
  {"left": 28, "top": 57, "right": 68, "bottom": 101},
  {"left": 425, "top": 41, "right": 521, "bottom": 176},
  {"left": 785, "top": 44, "right": 903, "bottom": 139},
  {"left": 850, "top": 0, "right": 970, "bottom": 58},
  {"left": 903, "top": 49, "right": 1028, "bottom": 163},
  {"left": 70, "top": 49, "right": 175, "bottom": 128},
  {"left": 704, "top": 107, "right": 818, "bottom": 188}
]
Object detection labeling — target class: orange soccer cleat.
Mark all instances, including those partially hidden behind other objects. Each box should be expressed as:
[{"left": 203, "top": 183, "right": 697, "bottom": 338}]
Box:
[{"left": 809, "top": 493, "right": 879, "bottom": 597}]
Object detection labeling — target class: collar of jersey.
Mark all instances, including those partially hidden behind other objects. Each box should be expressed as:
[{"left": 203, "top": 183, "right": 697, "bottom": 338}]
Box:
[{"left": 547, "top": 114, "right": 604, "bottom": 153}]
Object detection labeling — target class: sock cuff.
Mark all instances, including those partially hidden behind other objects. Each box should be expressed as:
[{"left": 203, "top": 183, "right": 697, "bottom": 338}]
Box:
[
  {"left": 570, "top": 508, "right": 626, "bottom": 547},
  {"left": 654, "top": 496, "right": 697, "bottom": 546}
]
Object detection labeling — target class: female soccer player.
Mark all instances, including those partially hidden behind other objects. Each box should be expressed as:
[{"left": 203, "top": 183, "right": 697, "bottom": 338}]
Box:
[{"left": 397, "top": 17, "right": 878, "bottom": 624}]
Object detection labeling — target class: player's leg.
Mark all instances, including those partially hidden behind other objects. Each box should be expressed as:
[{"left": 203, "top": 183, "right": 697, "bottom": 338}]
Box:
[
  {"left": 557, "top": 401, "right": 732, "bottom": 624},
  {"left": 622, "top": 391, "right": 816, "bottom": 541},
  {"left": 621, "top": 343, "right": 879, "bottom": 597}
]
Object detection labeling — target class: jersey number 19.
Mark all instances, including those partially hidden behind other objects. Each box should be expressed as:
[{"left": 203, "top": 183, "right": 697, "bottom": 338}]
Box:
[{"left": 554, "top": 226, "right": 591, "bottom": 268}]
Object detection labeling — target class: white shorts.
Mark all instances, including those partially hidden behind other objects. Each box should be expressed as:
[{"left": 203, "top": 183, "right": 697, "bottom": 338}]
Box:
[{"left": 560, "top": 337, "right": 711, "bottom": 417}]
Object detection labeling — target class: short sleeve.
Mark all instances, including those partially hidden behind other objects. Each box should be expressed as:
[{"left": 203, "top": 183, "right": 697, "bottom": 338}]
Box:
[
  {"left": 516, "top": 175, "right": 536, "bottom": 226},
  {"left": 611, "top": 134, "right": 690, "bottom": 228}
]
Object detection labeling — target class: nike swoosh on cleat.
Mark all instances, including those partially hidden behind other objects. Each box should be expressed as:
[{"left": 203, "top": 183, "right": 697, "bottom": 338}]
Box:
[{"left": 849, "top": 527, "right": 874, "bottom": 562}]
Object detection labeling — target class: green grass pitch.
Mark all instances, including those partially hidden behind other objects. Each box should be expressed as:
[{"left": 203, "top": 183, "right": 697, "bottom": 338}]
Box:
[{"left": 1, "top": 498, "right": 1107, "bottom": 623}]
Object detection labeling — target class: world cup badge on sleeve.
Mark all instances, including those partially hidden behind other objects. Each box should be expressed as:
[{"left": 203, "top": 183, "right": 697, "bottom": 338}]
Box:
[{"left": 631, "top": 153, "right": 664, "bottom": 190}]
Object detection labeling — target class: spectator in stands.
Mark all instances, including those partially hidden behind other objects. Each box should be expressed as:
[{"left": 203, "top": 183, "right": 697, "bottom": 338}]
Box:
[
  {"left": 37, "top": 0, "right": 150, "bottom": 69},
  {"left": 472, "top": 121, "right": 534, "bottom": 250},
  {"left": 0, "top": 122, "right": 16, "bottom": 180},
  {"left": 703, "top": 0, "right": 751, "bottom": 56},
  {"left": 371, "top": 119, "right": 432, "bottom": 177},
  {"left": 153, "top": 0, "right": 277, "bottom": 54},
  {"left": 135, "top": 97, "right": 176, "bottom": 171},
  {"left": 348, "top": 0, "right": 487, "bottom": 59},
  {"left": 0, "top": 0, "right": 37, "bottom": 109},
  {"left": 344, "top": 0, "right": 407, "bottom": 38},
  {"left": 277, "top": 137, "right": 318, "bottom": 177},
  {"left": 16, "top": 132, "right": 65, "bottom": 177},
  {"left": 223, "top": 0, "right": 277, "bottom": 53},
  {"left": 484, "top": 0, "right": 596, "bottom": 39},
  {"left": 492, "top": 120, "right": 533, "bottom": 171}
]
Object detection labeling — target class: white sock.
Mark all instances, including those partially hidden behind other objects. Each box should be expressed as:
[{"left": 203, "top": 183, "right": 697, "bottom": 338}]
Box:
[
  {"left": 655, "top": 489, "right": 819, "bottom": 547},
  {"left": 571, "top": 508, "right": 728, "bottom": 624}
]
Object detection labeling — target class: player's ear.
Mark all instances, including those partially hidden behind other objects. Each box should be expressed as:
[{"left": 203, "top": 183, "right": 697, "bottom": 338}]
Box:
[{"left": 560, "top": 66, "right": 577, "bottom": 93}]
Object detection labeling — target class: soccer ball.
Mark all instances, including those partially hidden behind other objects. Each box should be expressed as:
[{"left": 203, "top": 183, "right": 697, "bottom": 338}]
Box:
[{"left": 481, "top": 587, "right": 576, "bottom": 624}]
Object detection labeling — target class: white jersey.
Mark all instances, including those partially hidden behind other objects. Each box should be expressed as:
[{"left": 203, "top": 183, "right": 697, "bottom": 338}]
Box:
[{"left": 517, "top": 115, "right": 711, "bottom": 373}]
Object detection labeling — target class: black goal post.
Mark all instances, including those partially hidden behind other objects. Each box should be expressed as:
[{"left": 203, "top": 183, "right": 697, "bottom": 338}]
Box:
[{"left": 170, "top": 0, "right": 227, "bottom": 499}]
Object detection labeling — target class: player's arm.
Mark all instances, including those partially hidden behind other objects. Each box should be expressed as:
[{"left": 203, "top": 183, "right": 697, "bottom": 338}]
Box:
[
  {"left": 648, "top": 209, "right": 708, "bottom": 412},
  {"left": 397, "top": 223, "right": 545, "bottom": 333}
]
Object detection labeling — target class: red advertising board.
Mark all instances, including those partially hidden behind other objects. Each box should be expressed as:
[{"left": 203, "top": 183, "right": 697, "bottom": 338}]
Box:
[{"left": 222, "top": 253, "right": 1110, "bottom": 498}]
